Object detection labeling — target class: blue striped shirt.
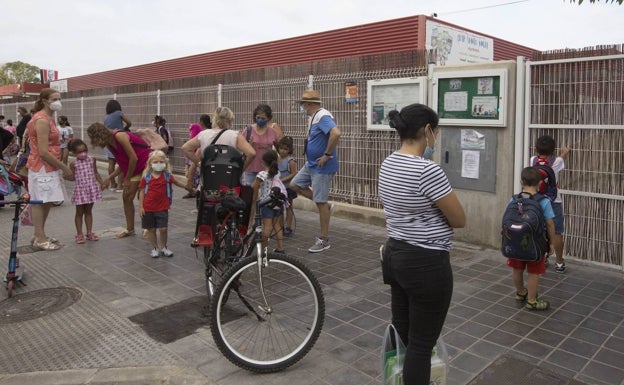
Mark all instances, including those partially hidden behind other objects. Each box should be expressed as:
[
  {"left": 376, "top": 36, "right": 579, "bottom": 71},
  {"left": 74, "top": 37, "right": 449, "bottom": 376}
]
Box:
[{"left": 379, "top": 152, "right": 454, "bottom": 251}]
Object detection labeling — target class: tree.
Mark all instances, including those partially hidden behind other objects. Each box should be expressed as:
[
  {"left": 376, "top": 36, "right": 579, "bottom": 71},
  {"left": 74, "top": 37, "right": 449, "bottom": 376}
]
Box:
[
  {"left": 569, "top": 0, "right": 623, "bottom": 4},
  {"left": 0, "top": 61, "right": 41, "bottom": 85}
]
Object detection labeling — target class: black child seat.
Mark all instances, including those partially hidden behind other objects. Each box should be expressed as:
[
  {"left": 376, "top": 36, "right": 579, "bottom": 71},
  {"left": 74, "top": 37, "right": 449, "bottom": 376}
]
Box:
[{"left": 193, "top": 143, "right": 252, "bottom": 246}]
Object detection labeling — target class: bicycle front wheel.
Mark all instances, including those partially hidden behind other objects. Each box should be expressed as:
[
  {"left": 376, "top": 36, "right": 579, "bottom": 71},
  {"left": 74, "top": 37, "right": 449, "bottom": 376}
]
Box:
[{"left": 210, "top": 253, "right": 325, "bottom": 373}]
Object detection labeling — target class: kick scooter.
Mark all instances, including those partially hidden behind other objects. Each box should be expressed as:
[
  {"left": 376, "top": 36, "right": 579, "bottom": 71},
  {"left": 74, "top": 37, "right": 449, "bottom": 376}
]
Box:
[{"left": 2, "top": 193, "right": 42, "bottom": 298}]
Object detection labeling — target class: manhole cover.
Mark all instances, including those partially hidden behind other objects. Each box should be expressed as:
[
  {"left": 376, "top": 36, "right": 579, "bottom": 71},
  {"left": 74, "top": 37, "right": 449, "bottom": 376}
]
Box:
[{"left": 0, "top": 287, "right": 82, "bottom": 324}]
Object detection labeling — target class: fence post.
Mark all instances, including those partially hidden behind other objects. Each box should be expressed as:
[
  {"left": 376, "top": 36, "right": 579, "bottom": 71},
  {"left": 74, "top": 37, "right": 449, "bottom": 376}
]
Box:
[
  {"left": 80, "top": 97, "right": 84, "bottom": 140},
  {"left": 157, "top": 89, "right": 161, "bottom": 115},
  {"left": 307, "top": 75, "right": 314, "bottom": 90},
  {"left": 218, "top": 84, "right": 222, "bottom": 107}
]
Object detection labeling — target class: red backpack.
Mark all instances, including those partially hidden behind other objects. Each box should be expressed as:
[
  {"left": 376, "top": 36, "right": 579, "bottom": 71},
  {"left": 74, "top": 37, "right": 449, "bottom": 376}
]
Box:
[{"left": 531, "top": 156, "right": 558, "bottom": 202}]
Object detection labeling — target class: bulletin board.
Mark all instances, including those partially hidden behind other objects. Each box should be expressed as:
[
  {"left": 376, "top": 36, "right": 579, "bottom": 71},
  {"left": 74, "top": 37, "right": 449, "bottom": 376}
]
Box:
[
  {"left": 366, "top": 77, "right": 427, "bottom": 131},
  {"left": 433, "top": 69, "right": 507, "bottom": 127}
]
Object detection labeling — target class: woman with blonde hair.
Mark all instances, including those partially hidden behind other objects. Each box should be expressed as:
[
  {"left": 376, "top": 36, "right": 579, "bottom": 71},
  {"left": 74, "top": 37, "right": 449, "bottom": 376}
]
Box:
[
  {"left": 181, "top": 107, "right": 255, "bottom": 170},
  {"left": 26, "top": 88, "right": 73, "bottom": 250}
]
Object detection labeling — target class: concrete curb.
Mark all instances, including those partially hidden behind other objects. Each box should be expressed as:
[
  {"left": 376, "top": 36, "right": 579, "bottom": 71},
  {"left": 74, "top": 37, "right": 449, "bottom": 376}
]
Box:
[{"left": 0, "top": 366, "right": 214, "bottom": 385}]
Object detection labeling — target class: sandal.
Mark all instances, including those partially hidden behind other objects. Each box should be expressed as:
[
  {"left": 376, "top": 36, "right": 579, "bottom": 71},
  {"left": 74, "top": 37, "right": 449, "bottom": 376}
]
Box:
[
  {"left": 115, "top": 229, "right": 135, "bottom": 239},
  {"left": 33, "top": 240, "right": 62, "bottom": 251},
  {"left": 86, "top": 232, "right": 99, "bottom": 241},
  {"left": 75, "top": 234, "right": 85, "bottom": 244},
  {"left": 30, "top": 236, "right": 60, "bottom": 246},
  {"left": 525, "top": 298, "right": 549, "bottom": 311},
  {"left": 515, "top": 288, "right": 528, "bottom": 302}
]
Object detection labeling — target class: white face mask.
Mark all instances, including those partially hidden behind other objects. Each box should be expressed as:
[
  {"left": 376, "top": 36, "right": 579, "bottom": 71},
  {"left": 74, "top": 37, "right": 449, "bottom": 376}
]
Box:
[
  {"left": 152, "top": 163, "right": 166, "bottom": 172},
  {"left": 49, "top": 100, "right": 62, "bottom": 112},
  {"left": 299, "top": 105, "right": 307, "bottom": 116}
]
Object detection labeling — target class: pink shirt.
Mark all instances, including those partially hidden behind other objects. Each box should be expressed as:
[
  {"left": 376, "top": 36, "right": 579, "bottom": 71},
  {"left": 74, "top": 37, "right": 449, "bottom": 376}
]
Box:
[
  {"left": 109, "top": 131, "right": 152, "bottom": 177},
  {"left": 244, "top": 125, "right": 279, "bottom": 173}
]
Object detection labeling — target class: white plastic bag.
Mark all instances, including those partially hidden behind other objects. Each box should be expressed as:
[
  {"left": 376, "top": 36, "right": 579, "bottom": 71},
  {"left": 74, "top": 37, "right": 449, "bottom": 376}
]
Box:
[
  {"left": 381, "top": 324, "right": 405, "bottom": 385},
  {"left": 381, "top": 323, "right": 449, "bottom": 385}
]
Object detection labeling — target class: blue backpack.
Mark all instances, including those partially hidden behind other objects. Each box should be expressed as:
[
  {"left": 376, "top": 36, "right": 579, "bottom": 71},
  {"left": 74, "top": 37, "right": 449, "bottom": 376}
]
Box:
[
  {"left": 144, "top": 171, "right": 172, "bottom": 205},
  {"left": 501, "top": 192, "right": 549, "bottom": 262}
]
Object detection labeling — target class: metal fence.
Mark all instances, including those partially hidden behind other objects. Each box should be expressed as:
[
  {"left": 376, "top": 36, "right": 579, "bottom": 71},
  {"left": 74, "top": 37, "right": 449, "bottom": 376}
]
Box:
[
  {"left": 527, "top": 53, "right": 624, "bottom": 269},
  {"left": 1, "top": 66, "right": 427, "bottom": 209}
]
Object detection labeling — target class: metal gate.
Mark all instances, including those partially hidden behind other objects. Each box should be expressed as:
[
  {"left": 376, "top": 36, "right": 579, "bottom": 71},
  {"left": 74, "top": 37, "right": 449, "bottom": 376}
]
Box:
[{"left": 525, "top": 53, "right": 624, "bottom": 269}]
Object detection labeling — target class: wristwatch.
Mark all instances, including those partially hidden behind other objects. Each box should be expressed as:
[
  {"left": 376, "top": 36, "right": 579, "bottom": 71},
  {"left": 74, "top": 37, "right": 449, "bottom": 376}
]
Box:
[{"left": 324, "top": 153, "right": 333, "bottom": 158}]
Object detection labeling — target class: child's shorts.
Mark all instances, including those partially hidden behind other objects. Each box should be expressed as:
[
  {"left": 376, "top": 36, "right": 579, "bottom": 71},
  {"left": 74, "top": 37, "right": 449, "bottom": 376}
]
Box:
[
  {"left": 142, "top": 210, "right": 169, "bottom": 229},
  {"left": 261, "top": 206, "right": 282, "bottom": 219},
  {"left": 507, "top": 256, "right": 546, "bottom": 275}
]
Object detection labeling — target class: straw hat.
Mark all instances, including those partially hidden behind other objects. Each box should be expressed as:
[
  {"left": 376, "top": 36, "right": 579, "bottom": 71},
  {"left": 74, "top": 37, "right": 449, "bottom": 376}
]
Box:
[{"left": 298, "top": 89, "right": 322, "bottom": 104}]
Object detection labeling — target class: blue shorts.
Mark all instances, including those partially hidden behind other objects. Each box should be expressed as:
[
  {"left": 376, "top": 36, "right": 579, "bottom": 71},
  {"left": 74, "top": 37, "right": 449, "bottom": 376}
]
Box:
[
  {"left": 142, "top": 210, "right": 169, "bottom": 229},
  {"left": 291, "top": 163, "right": 334, "bottom": 203},
  {"left": 552, "top": 202, "right": 564, "bottom": 234},
  {"left": 261, "top": 206, "right": 282, "bottom": 218},
  {"left": 103, "top": 147, "right": 115, "bottom": 159},
  {"left": 244, "top": 172, "right": 258, "bottom": 186}
]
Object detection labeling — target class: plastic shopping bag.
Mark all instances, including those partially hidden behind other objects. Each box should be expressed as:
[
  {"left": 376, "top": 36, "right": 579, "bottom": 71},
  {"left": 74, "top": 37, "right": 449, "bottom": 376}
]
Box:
[
  {"left": 20, "top": 204, "right": 33, "bottom": 226},
  {"left": 381, "top": 324, "right": 405, "bottom": 385},
  {"left": 380, "top": 323, "right": 449, "bottom": 385}
]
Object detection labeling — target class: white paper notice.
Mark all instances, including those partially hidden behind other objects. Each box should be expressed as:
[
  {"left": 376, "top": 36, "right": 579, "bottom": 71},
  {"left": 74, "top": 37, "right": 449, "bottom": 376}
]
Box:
[{"left": 461, "top": 150, "right": 480, "bottom": 179}]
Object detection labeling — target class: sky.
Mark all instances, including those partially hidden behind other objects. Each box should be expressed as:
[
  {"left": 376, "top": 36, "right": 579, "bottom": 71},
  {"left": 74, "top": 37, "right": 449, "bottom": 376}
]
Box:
[{"left": 2, "top": 0, "right": 622, "bottom": 79}]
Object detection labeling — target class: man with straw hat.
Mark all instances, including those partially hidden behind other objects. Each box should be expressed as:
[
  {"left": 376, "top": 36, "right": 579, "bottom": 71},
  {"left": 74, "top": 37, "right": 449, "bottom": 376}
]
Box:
[{"left": 291, "top": 89, "right": 341, "bottom": 253}]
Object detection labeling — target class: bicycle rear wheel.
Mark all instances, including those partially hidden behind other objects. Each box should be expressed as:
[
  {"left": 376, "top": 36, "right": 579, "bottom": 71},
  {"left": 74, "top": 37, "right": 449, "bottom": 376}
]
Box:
[{"left": 210, "top": 253, "right": 324, "bottom": 373}]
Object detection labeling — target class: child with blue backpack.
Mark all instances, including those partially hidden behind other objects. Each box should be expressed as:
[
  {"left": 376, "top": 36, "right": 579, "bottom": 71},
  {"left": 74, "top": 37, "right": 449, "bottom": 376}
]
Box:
[
  {"left": 503, "top": 167, "right": 556, "bottom": 311},
  {"left": 138, "top": 150, "right": 192, "bottom": 258}
]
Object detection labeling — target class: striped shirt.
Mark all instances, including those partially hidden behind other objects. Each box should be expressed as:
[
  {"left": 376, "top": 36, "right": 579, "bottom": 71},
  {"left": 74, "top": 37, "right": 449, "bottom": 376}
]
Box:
[{"left": 379, "top": 152, "right": 454, "bottom": 251}]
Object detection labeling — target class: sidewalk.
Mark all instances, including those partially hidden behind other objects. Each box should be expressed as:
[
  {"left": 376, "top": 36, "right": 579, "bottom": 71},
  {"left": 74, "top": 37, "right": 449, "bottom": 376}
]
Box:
[{"left": 0, "top": 171, "right": 623, "bottom": 385}]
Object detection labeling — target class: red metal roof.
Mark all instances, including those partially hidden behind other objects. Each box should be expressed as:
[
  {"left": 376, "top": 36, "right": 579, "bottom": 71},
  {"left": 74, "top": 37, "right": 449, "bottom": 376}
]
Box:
[{"left": 66, "top": 15, "right": 536, "bottom": 92}]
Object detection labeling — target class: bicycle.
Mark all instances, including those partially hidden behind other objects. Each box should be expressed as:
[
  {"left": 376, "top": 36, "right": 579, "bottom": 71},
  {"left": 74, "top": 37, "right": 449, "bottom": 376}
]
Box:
[
  {"left": 203, "top": 187, "right": 325, "bottom": 373},
  {"left": 2, "top": 193, "right": 43, "bottom": 298}
]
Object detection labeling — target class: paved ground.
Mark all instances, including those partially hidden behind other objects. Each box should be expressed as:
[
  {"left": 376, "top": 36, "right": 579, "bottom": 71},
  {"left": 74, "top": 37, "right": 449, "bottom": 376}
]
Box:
[{"left": 0, "top": 168, "right": 623, "bottom": 385}]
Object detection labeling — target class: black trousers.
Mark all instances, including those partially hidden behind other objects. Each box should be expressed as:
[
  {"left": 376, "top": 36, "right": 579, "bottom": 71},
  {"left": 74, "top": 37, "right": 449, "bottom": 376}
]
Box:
[{"left": 381, "top": 238, "right": 453, "bottom": 385}]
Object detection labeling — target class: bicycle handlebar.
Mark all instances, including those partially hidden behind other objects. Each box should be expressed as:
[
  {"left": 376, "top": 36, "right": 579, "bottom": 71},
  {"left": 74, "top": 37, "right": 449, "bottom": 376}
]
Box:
[
  {"left": 0, "top": 198, "right": 44, "bottom": 205},
  {"left": 257, "top": 187, "right": 287, "bottom": 209}
]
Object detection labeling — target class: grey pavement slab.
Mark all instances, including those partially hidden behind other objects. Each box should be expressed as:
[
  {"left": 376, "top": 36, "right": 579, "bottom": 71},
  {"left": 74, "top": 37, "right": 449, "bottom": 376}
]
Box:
[{"left": 0, "top": 165, "right": 623, "bottom": 385}]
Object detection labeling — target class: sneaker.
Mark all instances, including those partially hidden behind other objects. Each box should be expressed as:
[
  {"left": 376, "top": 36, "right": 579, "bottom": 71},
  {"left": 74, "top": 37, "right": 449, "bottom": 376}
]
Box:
[
  {"left": 308, "top": 237, "right": 330, "bottom": 253},
  {"left": 161, "top": 247, "right": 174, "bottom": 257},
  {"left": 525, "top": 298, "right": 549, "bottom": 311},
  {"left": 555, "top": 262, "right": 566, "bottom": 273},
  {"left": 150, "top": 248, "right": 160, "bottom": 258},
  {"left": 284, "top": 227, "right": 293, "bottom": 237}
]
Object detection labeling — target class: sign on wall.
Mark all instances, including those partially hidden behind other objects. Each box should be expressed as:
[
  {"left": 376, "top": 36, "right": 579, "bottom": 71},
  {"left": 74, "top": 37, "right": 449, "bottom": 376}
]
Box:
[
  {"left": 426, "top": 20, "right": 494, "bottom": 66},
  {"left": 366, "top": 77, "right": 427, "bottom": 131},
  {"left": 433, "top": 69, "right": 507, "bottom": 127}
]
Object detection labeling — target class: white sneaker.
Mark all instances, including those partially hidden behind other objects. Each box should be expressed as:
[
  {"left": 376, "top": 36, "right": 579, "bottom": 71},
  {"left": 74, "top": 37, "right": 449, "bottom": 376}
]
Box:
[
  {"left": 161, "top": 247, "right": 174, "bottom": 257},
  {"left": 150, "top": 248, "right": 160, "bottom": 258}
]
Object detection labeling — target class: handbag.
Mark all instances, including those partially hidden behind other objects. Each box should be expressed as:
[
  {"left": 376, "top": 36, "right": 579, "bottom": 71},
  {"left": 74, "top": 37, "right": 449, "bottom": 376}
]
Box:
[{"left": 381, "top": 324, "right": 405, "bottom": 385}]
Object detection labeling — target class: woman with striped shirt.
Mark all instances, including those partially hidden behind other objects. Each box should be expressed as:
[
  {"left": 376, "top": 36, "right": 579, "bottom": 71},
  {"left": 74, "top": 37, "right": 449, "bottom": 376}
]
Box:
[{"left": 379, "top": 103, "right": 465, "bottom": 385}]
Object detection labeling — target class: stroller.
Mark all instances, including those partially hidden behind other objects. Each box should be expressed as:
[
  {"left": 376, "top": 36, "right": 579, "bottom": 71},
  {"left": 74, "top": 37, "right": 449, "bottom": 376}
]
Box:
[{"left": 0, "top": 164, "right": 40, "bottom": 298}]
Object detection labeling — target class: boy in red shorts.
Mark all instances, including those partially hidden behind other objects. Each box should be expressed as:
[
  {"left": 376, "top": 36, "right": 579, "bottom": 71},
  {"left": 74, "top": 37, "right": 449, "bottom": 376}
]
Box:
[{"left": 507, "top": 167, "right": 556, "bottom": 311}]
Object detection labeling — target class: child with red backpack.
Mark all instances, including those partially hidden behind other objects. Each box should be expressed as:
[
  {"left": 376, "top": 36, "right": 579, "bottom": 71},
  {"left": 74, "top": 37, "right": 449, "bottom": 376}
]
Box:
[
  {"left": 138, "top": 150, "right": 192, "bottom": 258},
  {"left": 531, "top": 135, "right": 571, "bottom": 273}
]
